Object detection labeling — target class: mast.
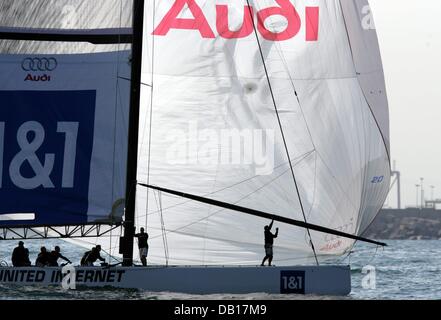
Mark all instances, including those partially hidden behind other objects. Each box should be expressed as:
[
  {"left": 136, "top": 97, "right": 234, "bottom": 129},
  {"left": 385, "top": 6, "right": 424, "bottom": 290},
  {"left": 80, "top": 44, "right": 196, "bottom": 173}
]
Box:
[{"left": 122, "top": 0, "right": 145, "bottom": 267}]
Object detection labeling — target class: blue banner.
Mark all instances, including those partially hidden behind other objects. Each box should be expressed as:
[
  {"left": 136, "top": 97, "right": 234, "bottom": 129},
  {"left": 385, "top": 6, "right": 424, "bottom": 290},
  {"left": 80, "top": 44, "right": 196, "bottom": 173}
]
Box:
[{"left": 0, "top": 90, "right": 96, "bottom": 226}]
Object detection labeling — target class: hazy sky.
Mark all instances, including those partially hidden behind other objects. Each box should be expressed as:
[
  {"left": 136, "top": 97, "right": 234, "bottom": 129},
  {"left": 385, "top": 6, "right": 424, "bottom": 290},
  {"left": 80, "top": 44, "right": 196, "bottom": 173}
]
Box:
[{"left": 369, "top": 0, "right": 441, "bottom": 208}]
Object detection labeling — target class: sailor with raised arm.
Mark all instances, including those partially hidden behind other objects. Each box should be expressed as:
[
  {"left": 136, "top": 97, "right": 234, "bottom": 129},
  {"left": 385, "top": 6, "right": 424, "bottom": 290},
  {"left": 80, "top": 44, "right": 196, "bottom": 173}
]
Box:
[
  {"left": 261, "top": 220, "right": 279, "bottom": 267},
  {"left": 134, "top": 227, "right": 149, "bottom": 266}
]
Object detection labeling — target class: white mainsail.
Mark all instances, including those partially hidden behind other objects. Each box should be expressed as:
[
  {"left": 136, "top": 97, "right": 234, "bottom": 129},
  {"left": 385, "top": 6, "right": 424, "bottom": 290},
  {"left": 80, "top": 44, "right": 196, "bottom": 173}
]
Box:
[
  {"left": 0, "top": 0, "right": 390, "bottom": 267},
  {"left": 0, "top": 1, "right": 132, "bottom": 226}
]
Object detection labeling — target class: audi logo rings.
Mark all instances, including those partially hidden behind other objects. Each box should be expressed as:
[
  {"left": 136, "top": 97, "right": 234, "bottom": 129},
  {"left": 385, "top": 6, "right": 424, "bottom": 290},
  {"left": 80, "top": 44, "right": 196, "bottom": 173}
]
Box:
[{"left": 22, "top": 57, "right": 58, "bottom": 72}]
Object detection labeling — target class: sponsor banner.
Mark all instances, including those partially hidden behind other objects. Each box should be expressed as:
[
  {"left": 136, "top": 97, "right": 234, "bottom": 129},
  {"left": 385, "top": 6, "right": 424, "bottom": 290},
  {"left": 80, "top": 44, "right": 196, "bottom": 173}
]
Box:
[
  {"left": 0, "top": 267, "right": 126, "bottom": 285},
  {"left": 0, "top": 51, "right": 130, "bottom": 226}
]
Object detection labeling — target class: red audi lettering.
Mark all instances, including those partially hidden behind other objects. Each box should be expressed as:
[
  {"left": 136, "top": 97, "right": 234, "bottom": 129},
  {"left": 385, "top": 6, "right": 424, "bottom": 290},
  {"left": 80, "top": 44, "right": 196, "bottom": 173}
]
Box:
[
  {"left": 305, "top": 7, "right": 319, "bottom": 41},
  {"left": 153, "top": 0, "right": 215, "bottom": 38},
  {"left": 216, "top": 5, "right": 254, "bottom": 39},
  {"left": 257, "top": 0, "right": 301, "bottom": 41},
  {"left": 153, "top": 1, "right": 319, "bottom": 42}
]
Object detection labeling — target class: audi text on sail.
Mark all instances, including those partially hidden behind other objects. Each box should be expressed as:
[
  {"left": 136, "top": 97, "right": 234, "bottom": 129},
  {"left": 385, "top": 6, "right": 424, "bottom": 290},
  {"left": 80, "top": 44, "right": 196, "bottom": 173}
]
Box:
[{"left": 153, "top": 0, "right": 319, "bottom": 41}]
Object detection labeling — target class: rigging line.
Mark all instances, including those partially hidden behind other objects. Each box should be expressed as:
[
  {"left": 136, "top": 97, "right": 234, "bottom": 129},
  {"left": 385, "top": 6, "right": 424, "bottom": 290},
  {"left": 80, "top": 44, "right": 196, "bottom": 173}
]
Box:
[
  {"left": 371, "top": 245, "right": 380, "bottom": 264},
  {"left": 339, "top": 1, "right": 390, "bottom": 165},
  {"left": 337, "top": 245, "right": 357, "bottom": 265},
  {"left": 149, "top": 225, "right": 337, "bottom": 268},
  {"left": 339, "top": 4, "right": 391, "bottom": 240},
  {"left": 268, "top": 5, "right": 372, "bottom": 221},
  {"left": 159, "top": 191, "right": 170, "bottom": 266},
  {"left": 245, "top": 0, "right": 319, "bottom": 265},
  {"left": 145, "top": 164, "right": 296, "bottom": 241},
  {"left": 153, "top": 189, "right": 169, "bottom": 265},
  {"left": 356, "top": 94, "right": 371, "bottom": 234},
  {"left": 306, "top": 151, "right": 318, "bottom": 219},
  {"left": 263, "top": 25, "right": 317, "bottom": 149},
  {"left": 117, "top": 0, "right": 124, "bottom": 50},
  {"left": 136, "top": 150, "right": 315, "bottom": 220},
  {"left": 345, "top": 87, "right": 368, "bottom": 218},
  {"left": 348, "top": 245, "right": 384, "bottom": 266},
  {"left": 141, "top": 183, "right": 387, "bottom": 247},
  {"left": 110, "top": 15, "right": 123, "bottom": 233},
  {"left": 247, "top": 0, "right": 318, "bottom": 225},
  {"left": 109, "top": 224, "right": 113, "bottom": 262},
  {"left": 360, "top": 91, "right": 391, "bottom": 164},
  {"left": 388, "top": 175, "right": 397, "bottom": 193},
  {"left": 112, "top": 0, "right": 123, "bottom": 233},
  {"left": 153, "top": 228, "right": 299, "bottom": 259},
  {"left": 117, "top": 76, "right": 152, "bottom": 87},
  {"left": 151, "top": 223, "right": 314, "bottom": 255},
  {"left": 145, "top": 0, "right": 157, "bottom": 230},
  {"left": 137, "top": 0, "right": 157, "bottom": 229},
  {"left": 137, "top": 72, "right": 361, "bottom": 81},
  {"left": 279, "top": 37, "right": 362, "bottom": 216}
]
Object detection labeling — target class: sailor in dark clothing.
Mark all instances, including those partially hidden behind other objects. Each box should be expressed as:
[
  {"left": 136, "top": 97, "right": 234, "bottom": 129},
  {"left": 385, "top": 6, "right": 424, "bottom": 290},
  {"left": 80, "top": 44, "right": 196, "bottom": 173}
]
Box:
[
  {"left": 134, "top": 227, "right": 149, "bottom": 266},
  {"left": 80, "top": 245, "right": 106, "bottom": 266},
  {"left": 260, "top": 220, "right": 279, "bottom": 266},
  {"left": 49, "top": 246, "right": 72, "bottom": 266},
  {"left": 35, "top": 247, "right": 51, "bottom": 267},
  {"left": 11, "top": 241, "right": 31, "bottom": 267}
]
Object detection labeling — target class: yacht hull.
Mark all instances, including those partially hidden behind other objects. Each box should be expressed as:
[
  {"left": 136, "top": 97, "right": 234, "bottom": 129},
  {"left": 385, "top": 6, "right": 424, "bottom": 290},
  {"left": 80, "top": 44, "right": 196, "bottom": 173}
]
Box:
[{"left": 0, "top": 265, "right": 351, "bottom": 295}]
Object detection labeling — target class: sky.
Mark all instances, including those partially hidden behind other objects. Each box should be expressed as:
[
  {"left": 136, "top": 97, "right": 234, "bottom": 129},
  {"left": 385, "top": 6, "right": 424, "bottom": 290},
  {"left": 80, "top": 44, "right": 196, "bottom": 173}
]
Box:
[{"left": 369, "top": 0, "right": 441, "bottom": 208}]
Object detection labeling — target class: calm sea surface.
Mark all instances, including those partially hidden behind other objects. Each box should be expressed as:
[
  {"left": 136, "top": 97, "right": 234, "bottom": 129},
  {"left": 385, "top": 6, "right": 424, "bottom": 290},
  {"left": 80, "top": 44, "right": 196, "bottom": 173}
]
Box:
[{"left": 0, "top": 240, "right": 440, "bottom": 300}]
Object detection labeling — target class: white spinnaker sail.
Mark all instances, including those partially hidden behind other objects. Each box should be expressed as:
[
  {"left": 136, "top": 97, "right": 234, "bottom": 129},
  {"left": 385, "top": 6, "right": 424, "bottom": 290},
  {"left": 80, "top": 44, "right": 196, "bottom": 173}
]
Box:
[
  {"left": 134, "top": 0, "right": 390, "bottom": 265},
  {"left": 1, "top": 0, "right": 390, "bottom": 265}
]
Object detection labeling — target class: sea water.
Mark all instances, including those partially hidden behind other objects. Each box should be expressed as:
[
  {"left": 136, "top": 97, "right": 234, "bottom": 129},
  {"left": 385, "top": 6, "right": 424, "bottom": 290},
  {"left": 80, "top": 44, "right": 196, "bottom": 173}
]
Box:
[{"left": 0, "top": 240, "right": 440, "bottom": 300}]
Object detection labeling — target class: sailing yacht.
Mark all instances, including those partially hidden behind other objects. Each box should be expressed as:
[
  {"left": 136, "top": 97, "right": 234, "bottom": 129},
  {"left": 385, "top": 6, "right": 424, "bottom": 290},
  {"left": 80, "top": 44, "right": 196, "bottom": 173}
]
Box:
[{"left": 0, "top": 0, "right": 390, "bottom": 295}]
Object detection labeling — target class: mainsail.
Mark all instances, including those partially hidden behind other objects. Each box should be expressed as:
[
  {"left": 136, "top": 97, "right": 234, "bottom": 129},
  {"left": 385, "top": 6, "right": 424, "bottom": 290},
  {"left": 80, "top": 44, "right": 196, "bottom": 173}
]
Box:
[
  {"left": 0, "top": 0, "right": 390, "bottom": 267},
  {"left": 0, "top": 1, "right": 133, "bottom": 227}
]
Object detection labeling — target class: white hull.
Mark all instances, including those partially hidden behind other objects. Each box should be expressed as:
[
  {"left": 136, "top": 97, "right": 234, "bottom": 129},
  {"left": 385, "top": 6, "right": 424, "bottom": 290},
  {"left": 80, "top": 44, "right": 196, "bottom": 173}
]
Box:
[{"left": 0, "top": 265, "right": 351, "bottom": 295}]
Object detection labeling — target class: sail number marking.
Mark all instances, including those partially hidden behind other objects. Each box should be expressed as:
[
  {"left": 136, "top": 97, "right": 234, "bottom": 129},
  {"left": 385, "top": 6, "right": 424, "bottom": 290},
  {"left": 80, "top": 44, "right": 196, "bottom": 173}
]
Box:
[
  {"left": 0, "top": 121, "right": 79, "bottom": 189},
  {"left": 371, "top": 176, "right": 384, "bottom": 184}
]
